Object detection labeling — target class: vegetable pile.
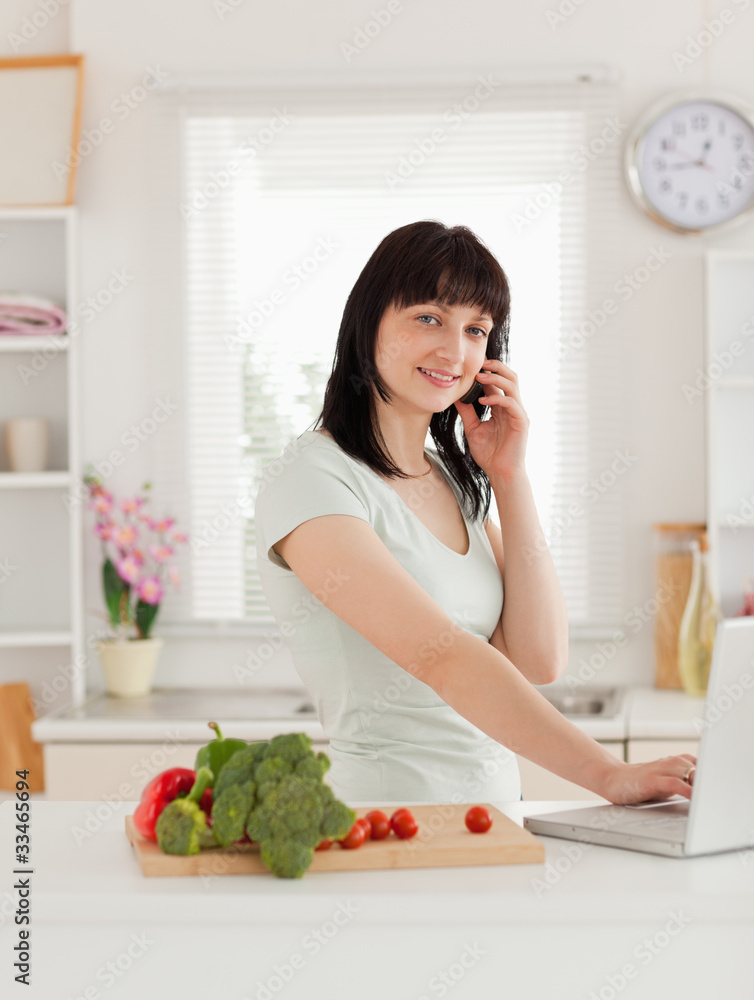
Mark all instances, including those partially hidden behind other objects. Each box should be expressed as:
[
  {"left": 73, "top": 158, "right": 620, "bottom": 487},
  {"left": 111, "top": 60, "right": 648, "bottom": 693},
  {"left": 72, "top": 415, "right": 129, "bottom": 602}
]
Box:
[
  {"left": 131, "top": 721, "right": 494, "bottom": 879},
  {"left": 211, "top": 732, "right": 355, "bottom": 878},
  {"left": 132, "top": 723, "right": 356, "bottom": 879}
]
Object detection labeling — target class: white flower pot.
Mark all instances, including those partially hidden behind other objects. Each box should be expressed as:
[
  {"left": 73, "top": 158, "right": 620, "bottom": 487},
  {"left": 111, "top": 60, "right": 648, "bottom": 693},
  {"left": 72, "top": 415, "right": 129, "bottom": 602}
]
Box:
[
  {"left": 96, "top": 638, "right": 163, "bottom": 698},
  {"left": 4, "top": 418, "right": 49, "bottom": 473}
]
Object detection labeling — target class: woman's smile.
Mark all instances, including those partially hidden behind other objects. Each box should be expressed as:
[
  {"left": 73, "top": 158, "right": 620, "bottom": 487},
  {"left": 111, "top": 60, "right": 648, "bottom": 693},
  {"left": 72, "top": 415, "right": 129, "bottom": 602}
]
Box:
[{"left": 417, "top": 367, "right": 461, "bottom": 387}]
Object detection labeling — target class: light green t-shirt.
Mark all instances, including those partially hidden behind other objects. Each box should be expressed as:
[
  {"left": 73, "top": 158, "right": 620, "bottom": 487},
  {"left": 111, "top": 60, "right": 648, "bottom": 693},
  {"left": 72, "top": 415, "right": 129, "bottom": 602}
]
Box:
[{"left": 254, "top": 430, "right": 521, "bottom": 804}]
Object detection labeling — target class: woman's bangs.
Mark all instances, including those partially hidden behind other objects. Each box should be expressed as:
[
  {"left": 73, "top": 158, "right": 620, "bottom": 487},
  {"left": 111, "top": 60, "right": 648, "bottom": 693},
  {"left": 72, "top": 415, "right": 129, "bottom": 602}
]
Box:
[{"left": 391, "top": 255, "right": 508, "bottom": 327}]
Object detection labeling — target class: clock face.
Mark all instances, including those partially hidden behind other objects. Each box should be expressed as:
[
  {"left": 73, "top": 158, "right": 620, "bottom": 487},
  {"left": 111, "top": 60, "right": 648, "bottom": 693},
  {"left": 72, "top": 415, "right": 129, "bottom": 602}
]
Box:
[{"left": 634, "top": 100, "right": 754, "bottom": 231}]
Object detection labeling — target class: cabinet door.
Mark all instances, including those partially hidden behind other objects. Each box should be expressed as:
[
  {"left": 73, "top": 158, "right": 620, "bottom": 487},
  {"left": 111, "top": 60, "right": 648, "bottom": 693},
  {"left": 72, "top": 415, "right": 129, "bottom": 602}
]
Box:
[
  {"left": 517, "top": 741, "right": 625, "bottom": 801},
  {"left": 44, "top": 740, "right": 334, "bottom": 800},
  {"left": 627, "top": 739, "right": 699, "bottom": 763},
  {"left": 44, "top": 742, "right": 206, "bottom": 801}
]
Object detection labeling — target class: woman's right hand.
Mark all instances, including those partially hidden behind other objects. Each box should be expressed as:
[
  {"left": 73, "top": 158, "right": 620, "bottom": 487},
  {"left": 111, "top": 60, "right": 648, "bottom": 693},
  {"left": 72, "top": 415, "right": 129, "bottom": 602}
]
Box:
[{"left": 596, "top": 753, "right": 697, "bottom": 805}]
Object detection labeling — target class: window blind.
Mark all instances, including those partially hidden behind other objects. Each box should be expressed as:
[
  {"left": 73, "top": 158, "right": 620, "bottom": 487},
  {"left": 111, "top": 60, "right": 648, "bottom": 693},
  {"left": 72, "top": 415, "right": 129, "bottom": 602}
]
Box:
[{"left": 145, "top": 73, "right": 626, "bottom": 637}]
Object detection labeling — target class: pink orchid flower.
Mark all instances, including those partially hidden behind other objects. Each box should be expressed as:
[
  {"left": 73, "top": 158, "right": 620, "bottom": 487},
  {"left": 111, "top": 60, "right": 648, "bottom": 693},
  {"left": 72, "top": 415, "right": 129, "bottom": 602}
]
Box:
[
  {"left": 121, "top": 497, "right": 144, "bottom": 515},
  {"left": 91, "top": 494, "right": 113, "bottom": 515},
  {"left": 136, "top": 576, "right": 163, "bottom": 606},
  {"left": 115, "top": 555, "right": 141, "bottom": 585},
  {"left": 130, "top": 548, "right": 146, "bottom": 566},
  {"left": 168, "top": 565, "right": 181, "bottom": 588},
  {"left": 149, "top": 544, "right": 174, "bottom": 564},
  {"left": 171, "top": 531, "right": 189, "bottom": 544},
  {"left": 155, "top": 517, "right": 175, "bottom": 533},
  {"left": 95, "top": 521, "right": 115, "bottom": 541},
  {"left": 113, "top": 525, "right": 138, "bottom": 549}
]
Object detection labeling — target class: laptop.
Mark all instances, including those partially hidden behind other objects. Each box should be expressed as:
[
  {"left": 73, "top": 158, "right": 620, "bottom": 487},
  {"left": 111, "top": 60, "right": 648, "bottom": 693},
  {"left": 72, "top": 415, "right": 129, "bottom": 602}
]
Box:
[{"left": 523, "top": 616, "right": 754, "bottom": 858}]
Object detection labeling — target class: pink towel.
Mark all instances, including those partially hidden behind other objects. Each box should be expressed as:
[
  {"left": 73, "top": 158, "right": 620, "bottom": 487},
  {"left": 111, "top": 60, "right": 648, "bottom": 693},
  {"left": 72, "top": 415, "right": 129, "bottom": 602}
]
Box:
[{"left": 0, "top": 293, "right": 67, "bottom": 335}]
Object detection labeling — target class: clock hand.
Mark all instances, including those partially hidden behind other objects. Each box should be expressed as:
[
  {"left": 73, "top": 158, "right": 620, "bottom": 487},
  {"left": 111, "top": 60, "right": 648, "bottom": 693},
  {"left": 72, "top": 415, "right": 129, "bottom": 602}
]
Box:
[
  {"left": 669, "top": 140, "right": 714, "bottom": 171},
  {"left": 669, "top": 145, "right": 710, "bottom": 170}
]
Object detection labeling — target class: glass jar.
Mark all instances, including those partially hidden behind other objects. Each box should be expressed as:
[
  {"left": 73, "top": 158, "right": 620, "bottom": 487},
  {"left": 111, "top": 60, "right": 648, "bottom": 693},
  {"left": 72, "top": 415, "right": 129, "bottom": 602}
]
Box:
[
  {"left": 652, "top": 523, "right": 706, "bottom": 689},
  {"left": 677, "top": 531, "right": 722, "bottom": 697}
]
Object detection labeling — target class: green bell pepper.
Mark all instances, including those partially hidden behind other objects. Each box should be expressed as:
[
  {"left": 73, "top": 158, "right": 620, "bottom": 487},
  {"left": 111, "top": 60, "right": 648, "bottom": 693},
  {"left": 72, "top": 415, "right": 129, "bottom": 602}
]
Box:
[{"left": 195, "top": 721, "right": 247, "bottom": 785}]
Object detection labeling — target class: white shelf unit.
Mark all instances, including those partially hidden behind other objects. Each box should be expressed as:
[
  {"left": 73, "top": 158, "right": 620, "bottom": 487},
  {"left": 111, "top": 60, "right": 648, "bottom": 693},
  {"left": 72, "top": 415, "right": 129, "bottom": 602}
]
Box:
[
  {"left": 0, "top": 207, "right": 85, "bottom": 705},
  {"left": 704, "top": 249, "right": 754, "bottom": 616}
]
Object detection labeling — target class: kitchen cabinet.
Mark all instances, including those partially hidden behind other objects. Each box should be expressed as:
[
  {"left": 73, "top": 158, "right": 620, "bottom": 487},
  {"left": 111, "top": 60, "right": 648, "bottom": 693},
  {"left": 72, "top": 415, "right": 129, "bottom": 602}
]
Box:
[
  {"left": 518, "top": 740, "right": 624, "bottom": 800},
  {"left": 43, "top": 739, "right": 331, "bottom": 800},
  {"left": 0, "top": 207, "right": 85, "bottom": 703},
  {"left": 704, "top": 250, "right": 754, "bottom": 615}
]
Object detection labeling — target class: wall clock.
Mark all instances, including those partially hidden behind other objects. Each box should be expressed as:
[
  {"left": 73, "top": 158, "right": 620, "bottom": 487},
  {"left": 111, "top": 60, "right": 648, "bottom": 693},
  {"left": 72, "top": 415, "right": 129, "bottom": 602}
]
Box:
[{"left": 624, "top": 91, "right": 754, "bottom": 235}]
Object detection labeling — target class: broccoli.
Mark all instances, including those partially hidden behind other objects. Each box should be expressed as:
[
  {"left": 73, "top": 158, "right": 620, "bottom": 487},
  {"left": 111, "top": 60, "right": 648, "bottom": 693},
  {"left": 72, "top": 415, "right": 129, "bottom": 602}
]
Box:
[
  {"left": 246, "top": 773, "right": 325, "bottom": 847},
  {"left": 321, "top": 798, "right": 357, "bottom": 840},
  {"left": 210, "top": 732, "right": 355, "bottom": 878},
  {"left": 211, "top": 779, "right": 256, "bottom": 847},
  {"left": 155, "top": 766, "right": 213, "bottom": 856},
  {"left": 247, "top": 773, "right": 352, "bottom": 878},
  {"left": 213, "top": 741, "right": 268, "bottom": 799},
  {"left": 266, "top": 732, "right": 315, "bottom": 766},
  {"left": 260, "top": 839, "right": 315, "bottom": 881},
  {"left": 295, "top": 752, "right": 330, "bottom": 782}
]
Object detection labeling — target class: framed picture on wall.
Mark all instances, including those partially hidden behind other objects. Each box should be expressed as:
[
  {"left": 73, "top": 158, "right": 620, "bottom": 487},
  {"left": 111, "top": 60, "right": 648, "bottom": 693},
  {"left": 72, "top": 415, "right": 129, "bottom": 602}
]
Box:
[{"left": 0, "top": 54, "right": 85, "bottom": 206}]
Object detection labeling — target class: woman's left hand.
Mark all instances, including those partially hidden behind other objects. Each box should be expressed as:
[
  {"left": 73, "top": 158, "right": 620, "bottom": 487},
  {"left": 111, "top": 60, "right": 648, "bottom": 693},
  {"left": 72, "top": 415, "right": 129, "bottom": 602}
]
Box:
[{"left": 454, "top": 358, "right": 530, "bottom": 479}]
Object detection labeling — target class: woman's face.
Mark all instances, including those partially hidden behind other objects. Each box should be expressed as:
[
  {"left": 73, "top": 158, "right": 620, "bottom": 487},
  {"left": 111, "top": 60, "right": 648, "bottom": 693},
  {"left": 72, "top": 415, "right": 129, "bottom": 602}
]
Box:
[{"left": 374, "top": 299, "right": 493, "bottom": 413}]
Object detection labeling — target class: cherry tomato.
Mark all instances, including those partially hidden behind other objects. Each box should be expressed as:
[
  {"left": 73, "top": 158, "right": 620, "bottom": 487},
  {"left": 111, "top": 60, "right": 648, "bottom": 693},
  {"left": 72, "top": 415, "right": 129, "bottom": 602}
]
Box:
[
  {"left": 355, "top": 817, "right": 372, "bottom": 839},
  {"left": 315, "top": 838, "right": 333, "bottom": 851},
  {"left": 465, "top": 806, "right": 493, "bottom": 833},
  {"left": 338, "top": 823, "right": 367, "bottom": 850},
  {"left": 390, "top": 808, "right": 418, "bottom": 840},
  {"left": 364, "top": 810, "right": 391, "bottom": 840}
]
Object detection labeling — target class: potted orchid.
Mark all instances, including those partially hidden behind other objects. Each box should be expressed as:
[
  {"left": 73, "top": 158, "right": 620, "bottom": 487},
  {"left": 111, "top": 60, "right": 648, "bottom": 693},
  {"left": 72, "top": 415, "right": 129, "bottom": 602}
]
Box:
[{"left": 85, "top": 474, "right": 188, "bottom": 697}]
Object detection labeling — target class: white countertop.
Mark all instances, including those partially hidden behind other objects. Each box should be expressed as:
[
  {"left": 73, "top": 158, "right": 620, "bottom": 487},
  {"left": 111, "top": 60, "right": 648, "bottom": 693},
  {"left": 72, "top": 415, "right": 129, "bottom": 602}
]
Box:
[
  {"left": 31, "top": 684, "right": 707, "bottom": 744},
  {"left": 3, "top": 798, "right": 747, "bottom": 924},
  {"left": 1, "top": 799, "right": 751, "bottom": 999},
  {"left": 627, "top": 686, "right": 707, "bottom": 739},
  {"left": 31, "top": 687, "right": 326, "bottom": 743}
]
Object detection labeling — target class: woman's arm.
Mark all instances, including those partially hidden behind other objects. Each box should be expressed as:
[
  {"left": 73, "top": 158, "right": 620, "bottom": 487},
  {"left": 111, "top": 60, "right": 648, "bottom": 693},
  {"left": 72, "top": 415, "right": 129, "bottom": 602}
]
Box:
[
  {"left": 483, "top": 469, "right": 569, "bottom": 685},
  {"left": 274, "top": 513, "right": 694, "bottom": 805}
]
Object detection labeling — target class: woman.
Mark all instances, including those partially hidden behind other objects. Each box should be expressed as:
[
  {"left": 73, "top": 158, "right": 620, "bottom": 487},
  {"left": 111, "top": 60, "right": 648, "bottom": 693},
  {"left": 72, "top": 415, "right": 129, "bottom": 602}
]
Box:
[{"left": 254, "top": 220, "right": 696, "bottom": 805}]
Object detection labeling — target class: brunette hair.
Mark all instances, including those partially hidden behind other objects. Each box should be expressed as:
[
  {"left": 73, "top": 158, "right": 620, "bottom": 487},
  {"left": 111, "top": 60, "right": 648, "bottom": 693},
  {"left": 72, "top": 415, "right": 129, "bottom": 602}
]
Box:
[{"left": 312, "top": 220, "right": 511, "bottom": 521}]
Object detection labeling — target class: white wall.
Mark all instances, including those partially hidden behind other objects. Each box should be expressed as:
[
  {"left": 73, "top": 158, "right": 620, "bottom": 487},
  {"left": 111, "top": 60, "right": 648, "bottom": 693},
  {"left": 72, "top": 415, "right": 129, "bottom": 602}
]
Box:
[{"left": 3, "top": 0, "right": 754, "bottom": 706}]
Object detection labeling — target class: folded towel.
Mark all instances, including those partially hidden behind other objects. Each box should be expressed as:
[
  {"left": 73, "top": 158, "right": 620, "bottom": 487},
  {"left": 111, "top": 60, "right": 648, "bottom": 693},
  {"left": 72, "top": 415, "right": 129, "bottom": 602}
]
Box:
[{"left": 0, "top": 293, "right": 67, "bottom": 335}]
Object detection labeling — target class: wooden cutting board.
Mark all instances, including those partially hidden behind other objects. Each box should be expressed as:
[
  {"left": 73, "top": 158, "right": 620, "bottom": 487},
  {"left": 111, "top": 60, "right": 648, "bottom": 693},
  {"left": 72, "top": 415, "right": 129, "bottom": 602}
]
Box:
[{"left": 125, "top": 804, "right": 544, "bottom": 876}]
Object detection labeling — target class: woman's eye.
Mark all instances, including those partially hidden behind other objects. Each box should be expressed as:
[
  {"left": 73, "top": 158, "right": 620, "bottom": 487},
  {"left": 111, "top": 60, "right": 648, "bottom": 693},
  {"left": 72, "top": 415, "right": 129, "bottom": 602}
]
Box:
[
  {"left": 469, "top": 327, "right": 489, "bottom": 338},
  {"left": 417, "top": 314, "right": 439, "bottom": 325}
]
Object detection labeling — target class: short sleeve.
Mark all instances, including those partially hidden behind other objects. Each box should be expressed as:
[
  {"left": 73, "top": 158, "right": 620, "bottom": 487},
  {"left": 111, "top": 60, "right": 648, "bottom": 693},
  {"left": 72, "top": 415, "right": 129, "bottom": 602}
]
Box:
[{"left": 254, "top": 437, "right": 371, "bottom": 570}]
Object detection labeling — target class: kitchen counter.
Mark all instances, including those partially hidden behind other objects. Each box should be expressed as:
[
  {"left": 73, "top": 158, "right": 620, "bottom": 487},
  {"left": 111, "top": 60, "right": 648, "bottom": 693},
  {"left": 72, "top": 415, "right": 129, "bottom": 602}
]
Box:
[
  {"left": 31, "top": 685, "right": 709, "bottom": 802},
  {"left": 627, "top": 686, "right": 707, "bottom": 739},
  {"left": 32, "top": 687, "right": 327, "bottom": 743},
  {"left": 32, "top": 684, "right": 706, "bottom": 744},
  {"left": 0, "top": 799, "right": 750, "bottom": 999}
]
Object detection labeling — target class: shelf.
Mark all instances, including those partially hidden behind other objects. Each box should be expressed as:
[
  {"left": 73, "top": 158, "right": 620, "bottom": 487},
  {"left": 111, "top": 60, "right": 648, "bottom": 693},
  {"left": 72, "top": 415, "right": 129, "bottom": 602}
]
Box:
[
  {"left": 0, "top": 335, "right": 69, "bottom": 353},
  {"left": 0, "top": 206, "right": 75, "bottom": 222},
  {"left": 714, "top": 378, "right": 754, "bottom": 389},
  {"left": 0, "top": 631, "right": 72, "bottom": 648},
  {"left": 0, "top": 471, "right": 71, "bottom": 489}
]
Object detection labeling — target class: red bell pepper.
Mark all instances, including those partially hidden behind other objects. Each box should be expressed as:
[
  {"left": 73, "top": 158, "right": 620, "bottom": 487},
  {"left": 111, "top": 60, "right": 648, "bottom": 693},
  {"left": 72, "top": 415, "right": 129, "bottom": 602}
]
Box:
[{"left": 133, "top": 767, "right": 213, "bottom": 841}]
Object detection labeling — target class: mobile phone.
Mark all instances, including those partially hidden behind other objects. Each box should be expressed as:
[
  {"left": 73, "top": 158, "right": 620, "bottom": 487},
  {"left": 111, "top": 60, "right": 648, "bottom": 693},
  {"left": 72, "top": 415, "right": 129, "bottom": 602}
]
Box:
[{"left": 459, "top": 369, "right": 486, "bottom": 405}]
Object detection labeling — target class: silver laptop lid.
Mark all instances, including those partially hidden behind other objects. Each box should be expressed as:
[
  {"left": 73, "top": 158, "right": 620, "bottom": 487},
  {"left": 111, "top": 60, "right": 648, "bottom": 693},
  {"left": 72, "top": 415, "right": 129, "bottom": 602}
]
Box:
[{"left": 685, "top": 616, "right": 754, "bottom": 855}]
